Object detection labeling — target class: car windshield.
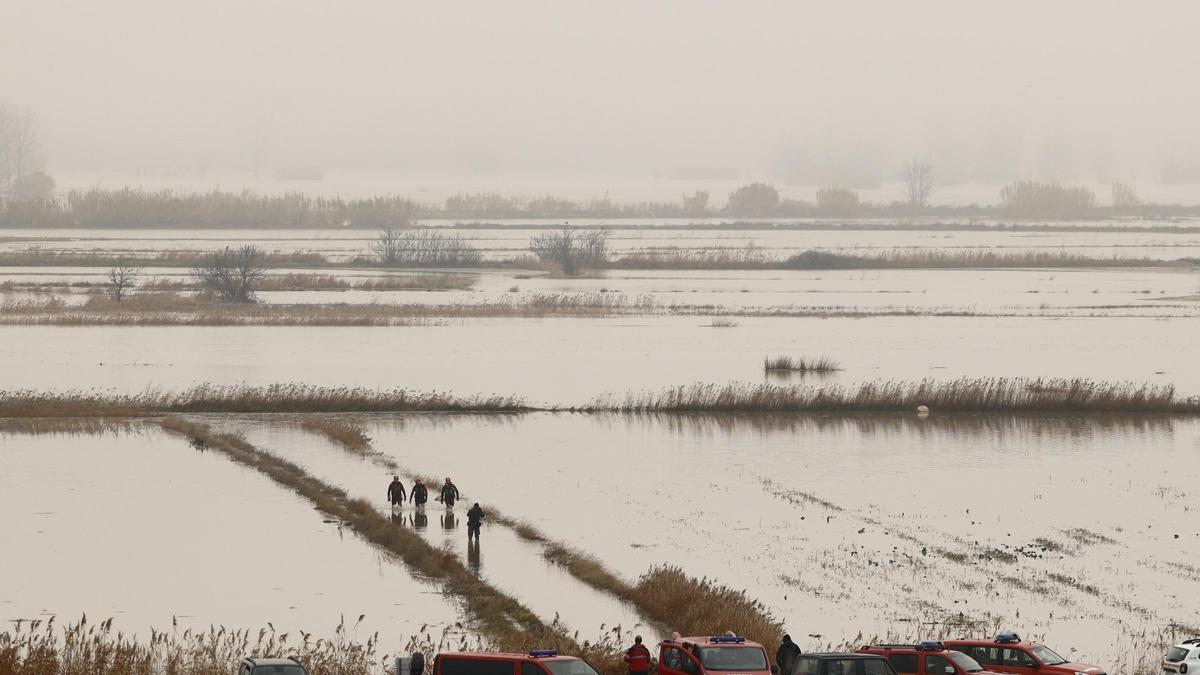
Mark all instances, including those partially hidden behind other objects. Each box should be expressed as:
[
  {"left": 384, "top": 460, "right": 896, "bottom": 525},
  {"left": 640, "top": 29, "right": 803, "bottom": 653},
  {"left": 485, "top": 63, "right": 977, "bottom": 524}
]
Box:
[
  {"left": 545, "top": 660, "right": 602, "bottom": 675},
  {"left": 253, "top": 667, "right": 306, "bottom": 675},
  {"left": 697, "top": 647, "right": 769, "bottom": 671},
  {"left": 1167, "top": 647, "right": 1191, "bottom": 662},
  {"left": 947, "top": 652, "right": 984, "bottom": 673},
  {"left": 1029, "top": 646, "right": 1067, "bottom": 666}
]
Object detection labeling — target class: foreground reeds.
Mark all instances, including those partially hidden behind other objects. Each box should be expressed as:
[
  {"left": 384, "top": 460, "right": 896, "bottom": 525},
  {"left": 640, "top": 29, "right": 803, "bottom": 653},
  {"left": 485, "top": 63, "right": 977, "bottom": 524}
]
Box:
[
  {"left": 0, "top": 615, "right": 383, "bottom": 675},
  {"left": 763, "top": 355, "right": 841, "bottom": 372},
  {"left": 590, "top": 378, "right": 1200, "bottom": 414},
  {"left": 0, "top": 384, "right": 529, "bottom": 418}
]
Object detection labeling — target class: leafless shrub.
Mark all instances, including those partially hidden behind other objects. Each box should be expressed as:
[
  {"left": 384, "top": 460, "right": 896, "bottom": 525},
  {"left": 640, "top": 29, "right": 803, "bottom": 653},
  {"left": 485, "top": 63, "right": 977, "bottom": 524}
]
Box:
[
  {"left": 105, "top": 264, "right": 139, "bottom": 302},
  {"left": 763, "top": 355, "right": 842, "bottom": 372},
  {"left": 190, "top": 245, "right": 270, "bottom": 302},
  {"left": 815, "top": 186, "right": 862, "bottom": 214},
  {"left": 372, "top": 229, "right": 482, "bottom": 267},
  {"left": 529, "top": 225, "right": 608, "bottom": 275},
  {"left": 1000, "top": 181, "right": 1096, "bottom": 215},
  {"left": 902, "top": 157, "right": 935, "bottom": 207}
]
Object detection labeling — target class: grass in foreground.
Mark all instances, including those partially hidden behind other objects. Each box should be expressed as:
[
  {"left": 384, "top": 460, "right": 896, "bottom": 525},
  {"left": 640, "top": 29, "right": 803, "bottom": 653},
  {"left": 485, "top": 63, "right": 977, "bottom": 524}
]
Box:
[
  {"left": 763, "top": 355, "right": 841, "bottom": 372},
  {"left": 590, "top": 378, "right": 1200, "bottom": 414}
]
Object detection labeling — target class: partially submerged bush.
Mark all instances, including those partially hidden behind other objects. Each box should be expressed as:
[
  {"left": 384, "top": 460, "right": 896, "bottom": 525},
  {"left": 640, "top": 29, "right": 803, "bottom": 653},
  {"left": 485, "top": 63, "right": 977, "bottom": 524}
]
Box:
[
  {"left": 191, "top": 245, "right": 270, "bottom": 302},
  {"left": 763, "top": 356, "right": 841, "bottom": 372}
]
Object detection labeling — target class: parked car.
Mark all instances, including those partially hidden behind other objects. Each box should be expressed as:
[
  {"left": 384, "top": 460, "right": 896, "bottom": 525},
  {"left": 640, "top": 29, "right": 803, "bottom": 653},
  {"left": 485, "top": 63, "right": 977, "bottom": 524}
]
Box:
[
  {"left": 944, "top": 632, "right": 1106, "bottom": 674},
  {"left": 429, "top": 649, "right": 601, "bottom": 675},
  {"left": 791, "top": 652, "right": 898, "bottom": 675},
  {"left": 658, "top": 636, "right": 772, "bottom": 675},
  {"left": 237, "top": 657, "right": 308, "bottom": 675},
  {"left": 858, "top": 641, "right": 1001, "bottom": 675},
  {"left": 1163, "top": 638, "right": 1200, "bottom": 674}
]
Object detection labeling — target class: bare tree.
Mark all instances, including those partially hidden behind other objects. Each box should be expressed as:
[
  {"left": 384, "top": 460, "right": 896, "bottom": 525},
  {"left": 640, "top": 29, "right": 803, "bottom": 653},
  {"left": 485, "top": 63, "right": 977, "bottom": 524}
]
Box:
[
  {"left": 901, "top": 158, "right": 935, "bottom": 208},
  {"left": 2, "top": 106, "right": 45, "bottom": 187},
  {"left": 681, "top": 190, "right": 709, "bottom": 215},
  {"left": 106, "top": 264, "right": 140, "bottom": 302},
  {"left": 372, "top": 227, "right": 405, "bottom": 264},
  {"left": 1112, "top": 181, "right": 1140, "bottom": 211},
  {"left": 529, "top": 224, "right": 608, "bottom": 275},
  {"left": 371, "top": 228, "right": 481, "bottom": 266},
  {"left": 191, "top": 246, "right": 270, "bottom": 302}
]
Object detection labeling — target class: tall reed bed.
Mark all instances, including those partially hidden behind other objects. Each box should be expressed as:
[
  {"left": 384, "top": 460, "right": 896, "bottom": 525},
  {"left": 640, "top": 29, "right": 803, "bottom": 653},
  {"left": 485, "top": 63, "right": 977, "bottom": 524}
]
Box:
[
  {"left": 591, "top": 378, "right": 1200, "bottom": 414},
  {"left": 634, "top": 566, "right": 784, "bottom": 657},
  {"left": 0, "top": 248, "right": 327, "bottom": 268},
  {"left": 0, "top": 385, "right": 529, "bottom": 418}
]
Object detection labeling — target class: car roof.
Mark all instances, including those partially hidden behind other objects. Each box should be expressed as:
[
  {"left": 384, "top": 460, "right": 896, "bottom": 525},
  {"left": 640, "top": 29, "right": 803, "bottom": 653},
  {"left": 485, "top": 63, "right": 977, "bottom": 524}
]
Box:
[
  {"left": 861, "top": 645, "right": 952, "bottom": 654},
  {"left": 437, "top": 652, "right": 580, "bottom": 661},
  {"left": 802, "top": 653, "right": 887, "bottom": 660},
  {"left": 944, "top": 640, "right": 1041, "bottom": 648},
  {"left": 1173, "top": 640, "right": 1200, "bottom": 649},
  {"left": 676, "top": 637, "right": 766, "bottom": 648},
  {"left": 244, "top": 658, "right": 303, "bottom": 666}
]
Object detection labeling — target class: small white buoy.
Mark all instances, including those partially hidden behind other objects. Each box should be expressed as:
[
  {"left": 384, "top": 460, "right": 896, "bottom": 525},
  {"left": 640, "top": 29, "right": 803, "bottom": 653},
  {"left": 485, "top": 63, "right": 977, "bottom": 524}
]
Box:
[{"left": 916, "top": 405, "right": 930, "bottom": 416}]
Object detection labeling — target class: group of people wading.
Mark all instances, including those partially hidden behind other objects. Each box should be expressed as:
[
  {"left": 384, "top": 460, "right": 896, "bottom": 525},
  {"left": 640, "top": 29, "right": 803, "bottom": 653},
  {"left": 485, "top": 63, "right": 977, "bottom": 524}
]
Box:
[{"left": 387, "top": 475, "right": 485, "bottom": 540}]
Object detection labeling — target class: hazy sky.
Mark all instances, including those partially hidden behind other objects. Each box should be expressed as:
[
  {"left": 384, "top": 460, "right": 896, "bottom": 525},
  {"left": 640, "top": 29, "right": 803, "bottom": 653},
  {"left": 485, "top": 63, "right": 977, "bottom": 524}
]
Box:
[{"left": 4, "top": 1, "right": 1199, "bottom": 185}]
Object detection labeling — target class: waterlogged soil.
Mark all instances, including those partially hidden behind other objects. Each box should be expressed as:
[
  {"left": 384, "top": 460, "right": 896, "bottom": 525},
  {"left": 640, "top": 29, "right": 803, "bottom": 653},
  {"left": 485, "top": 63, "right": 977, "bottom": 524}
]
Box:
[
  {"left": 0, "top": 315, "right": 1195, "bottom": 406},
  {"left": 7, "top": 414, "right": 1194, "bottom": 670},
  {"left": 0, "top": 427, "right": 465, "bottom": 651}
]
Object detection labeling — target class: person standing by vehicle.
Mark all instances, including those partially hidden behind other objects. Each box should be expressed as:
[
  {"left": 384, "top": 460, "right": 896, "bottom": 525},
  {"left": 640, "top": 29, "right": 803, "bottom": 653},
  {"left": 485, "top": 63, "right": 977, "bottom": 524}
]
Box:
[
  {"left": 625, "top": 636, "right": 651, "bottom": 675},
  {"left": 387, "top": 475, "right": 407, "bottom": 507},
  {"left": 439, "top": 477, "right": 460, "bottom": 507},
  {"left": 466, "top": 502, "right": 485, "bottom": 540},
  {"left": 411, "top": 478, "right": 428, "bottom": 509},
  {"left": 776, "top": 634, "right": 801, "bottom": 675}
]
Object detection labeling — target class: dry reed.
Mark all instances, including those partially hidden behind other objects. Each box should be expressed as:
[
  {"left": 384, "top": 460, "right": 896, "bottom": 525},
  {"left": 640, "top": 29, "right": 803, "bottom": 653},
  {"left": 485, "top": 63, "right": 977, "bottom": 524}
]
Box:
[
  {"left": 590, "top": 378, "right": 1200, "bottom": 414},
  {"left": 762, "top": 356, "right": 841, "bottom": 372}
]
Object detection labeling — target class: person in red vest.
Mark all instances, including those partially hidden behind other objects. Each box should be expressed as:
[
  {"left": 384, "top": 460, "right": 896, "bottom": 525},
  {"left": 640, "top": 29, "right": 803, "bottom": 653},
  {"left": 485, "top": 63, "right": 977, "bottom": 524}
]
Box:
[{"left": 624, "top": 635, "right": 651, "bottom": 675}]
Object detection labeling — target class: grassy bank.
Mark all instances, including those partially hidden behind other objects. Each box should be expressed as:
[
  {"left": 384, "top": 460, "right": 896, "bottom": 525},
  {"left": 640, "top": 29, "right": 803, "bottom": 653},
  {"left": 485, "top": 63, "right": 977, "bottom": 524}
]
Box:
[
  {"left": 155, "top": 418, "right": 581, "bottom": 656},
  {"left": 0, "top": 384, "right": 529, "bottom": 418}
]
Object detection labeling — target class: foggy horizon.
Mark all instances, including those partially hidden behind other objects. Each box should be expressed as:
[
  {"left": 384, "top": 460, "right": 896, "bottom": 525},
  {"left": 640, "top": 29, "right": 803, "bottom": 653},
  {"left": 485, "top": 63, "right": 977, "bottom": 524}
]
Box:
[{"left": 6, "top": 0, "right": 1200, "bottom": 191}]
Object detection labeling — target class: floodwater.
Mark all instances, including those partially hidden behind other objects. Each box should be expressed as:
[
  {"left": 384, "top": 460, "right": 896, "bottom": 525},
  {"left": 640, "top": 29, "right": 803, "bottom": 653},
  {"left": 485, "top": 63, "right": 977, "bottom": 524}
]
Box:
[
  {"left": 4, "top": 413, "right": 1197, "bottom": 670},
  {"left": 0, "top": 426, "right": 465, "bottom": 653},
  {"left": 0, "top": 315, "right": 1196, "bottom": 406}
]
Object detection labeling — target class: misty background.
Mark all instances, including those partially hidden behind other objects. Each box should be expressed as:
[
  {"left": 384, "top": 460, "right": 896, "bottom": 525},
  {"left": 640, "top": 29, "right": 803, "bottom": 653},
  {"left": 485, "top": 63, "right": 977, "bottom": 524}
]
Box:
[{"left": 4, "top": 0, "right": 1200, "bottom": 203}]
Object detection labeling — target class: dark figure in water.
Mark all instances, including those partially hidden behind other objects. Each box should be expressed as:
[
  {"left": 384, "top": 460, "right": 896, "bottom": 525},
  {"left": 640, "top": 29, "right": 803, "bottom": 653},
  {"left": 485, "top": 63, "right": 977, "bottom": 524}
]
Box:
[
  {"left": 775, "top": 634, "right": 801, "bottom": 675},
  {"left": 466, "top": 502, "right": 485, "bottom": 540},
  {"left": 387, "top": 475, "right": 407, "bottom": 506},
  {"left": 439, "top": 477, "right": 460, "bottom": 507},
  {"left": 410, "top": 479, "right": 429, "bottom": 508},
  {"left": 441, "top": 510, "right": 457, "bottom": 531},
  {"left": 411, "top": 510, "right": 428, "bottom": 530}
]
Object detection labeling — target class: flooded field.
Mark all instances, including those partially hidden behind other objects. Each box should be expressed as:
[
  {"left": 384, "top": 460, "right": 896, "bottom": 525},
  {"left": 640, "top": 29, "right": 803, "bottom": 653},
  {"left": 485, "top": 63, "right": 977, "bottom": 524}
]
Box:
[{"left": 4, "top": 412, "right": 1198, "bottom": 670}]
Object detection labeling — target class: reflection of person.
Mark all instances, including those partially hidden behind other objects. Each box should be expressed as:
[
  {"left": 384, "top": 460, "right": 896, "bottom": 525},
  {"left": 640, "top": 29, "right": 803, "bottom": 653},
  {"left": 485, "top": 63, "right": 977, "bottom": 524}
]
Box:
[
  {"left": 441, "top": 511, "right": 457, "bottom": 530},
  {"left": 624, "top": 636, "right": 651, "bottom": 675},
  {"left": 467, "top": 536, "right": 481, "bottom": 573},
  {"left": 776, "top": 634, "right": 801, "bottom": 675},
  {"left": 466, "top": 503, "right": 485, "bottom": 540},
  {"left": 387, "top": 475, "right": 407, "bottom": 506},
  {"left": 410, "top": 479, "right": 428, "bottom": 508},
  {"left": 411, "top": 510, "right": 428, "bottom": 530}
]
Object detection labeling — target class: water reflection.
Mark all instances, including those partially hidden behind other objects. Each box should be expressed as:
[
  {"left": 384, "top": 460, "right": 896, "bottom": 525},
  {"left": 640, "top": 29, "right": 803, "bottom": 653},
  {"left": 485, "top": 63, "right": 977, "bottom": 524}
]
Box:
[
  {"left": 467, "top": 537, "right": 481, "bottom": 574},
  {"left": 411, "top": 510, "right": 428, "bottom": 531},
  {"left": 593, "top": 411, "right": 1178, "bottom": 443},
  {"left": 441, "top": 510, "right": 458, "bottom": 531}
]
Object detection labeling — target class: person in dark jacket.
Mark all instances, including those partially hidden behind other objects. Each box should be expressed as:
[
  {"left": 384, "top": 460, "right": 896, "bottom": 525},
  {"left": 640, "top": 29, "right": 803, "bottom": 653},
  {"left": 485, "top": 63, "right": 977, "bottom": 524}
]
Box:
[
  {"left": 387, "top": 475, "right": 407, "bottom": 506},
  {"left": 775, "top": 635, "right": 801, "bottom": 675},
  {"left": 466, "top": 502, "right": 485, "bottom": 540},
  {"left": 439, "top": 477, "right": 460, "bottom": 507},
  {"left": 410, "top": 479, "right": 429, "bottom": 509},
  {"left": 624, "top": 636, "right": 651, "bottom": 675}
]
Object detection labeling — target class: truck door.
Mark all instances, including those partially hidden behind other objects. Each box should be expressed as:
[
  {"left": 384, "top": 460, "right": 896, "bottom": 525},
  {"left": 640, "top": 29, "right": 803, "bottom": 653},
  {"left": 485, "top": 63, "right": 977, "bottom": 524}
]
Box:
[{"left": 660, "top": 645, "right": 702, "bottom": 675}]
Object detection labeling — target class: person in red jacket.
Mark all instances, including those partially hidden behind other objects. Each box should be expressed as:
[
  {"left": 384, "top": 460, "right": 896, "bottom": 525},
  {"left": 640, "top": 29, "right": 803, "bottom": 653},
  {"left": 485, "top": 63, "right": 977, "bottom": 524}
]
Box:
[{"left": 624, "top": 636, "right": 651, "bottom": 675}]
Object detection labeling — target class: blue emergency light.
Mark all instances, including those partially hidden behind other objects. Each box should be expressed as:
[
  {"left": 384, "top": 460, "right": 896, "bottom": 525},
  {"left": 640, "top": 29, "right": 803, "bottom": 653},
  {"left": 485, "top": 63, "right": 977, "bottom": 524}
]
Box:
[
  {"left": 916, "top": 641, "right": 944, "bottom": 652},
  {"left": 707, "top": 636, "right": 746, "bottom": 644},
  {"left": 994, "top": 632, "right": 1021, "bottom": 644},
  {"left": 528, "top": 650, "right": 559, "bottom": 658}
]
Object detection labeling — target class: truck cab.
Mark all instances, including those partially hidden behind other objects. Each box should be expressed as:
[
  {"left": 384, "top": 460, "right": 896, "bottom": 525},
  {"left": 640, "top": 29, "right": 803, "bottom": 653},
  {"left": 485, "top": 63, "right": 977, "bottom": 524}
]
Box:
[
  {"left": 429, "top": 649, "right": 601, "bottom": 675},
  {"left": 237, "top": 657, "right": 309, "bottom": 675},
  {"left": 857, "top": 641, "right": 1002, "bottom": 675},
  {"left": 659, "top": 636, "right": 772, "bottom": 675},
  {"left": 944, "top": 632, "right": 1106, "bottom": 675}
]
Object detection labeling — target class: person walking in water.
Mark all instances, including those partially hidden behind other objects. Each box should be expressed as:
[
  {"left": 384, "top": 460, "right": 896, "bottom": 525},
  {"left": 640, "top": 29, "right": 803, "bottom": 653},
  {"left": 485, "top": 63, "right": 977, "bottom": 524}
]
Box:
[
  {"left": 775, "top": 634, "right": 801, "bottom": 675},
  {"left": 624, "top": 636, "right": 651, "bottom": 675},
  {"left": 387, "top": 475, "right": 407, "bottom": 507},
  {"left": 466, "top": 502, "right": 485, "bottom": 540},
  {"left": 410, "top": 478, "right": 429, "bottom": 509},
  {"left": 439, "top": 477, "right": 460, "bottom": 507}
]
